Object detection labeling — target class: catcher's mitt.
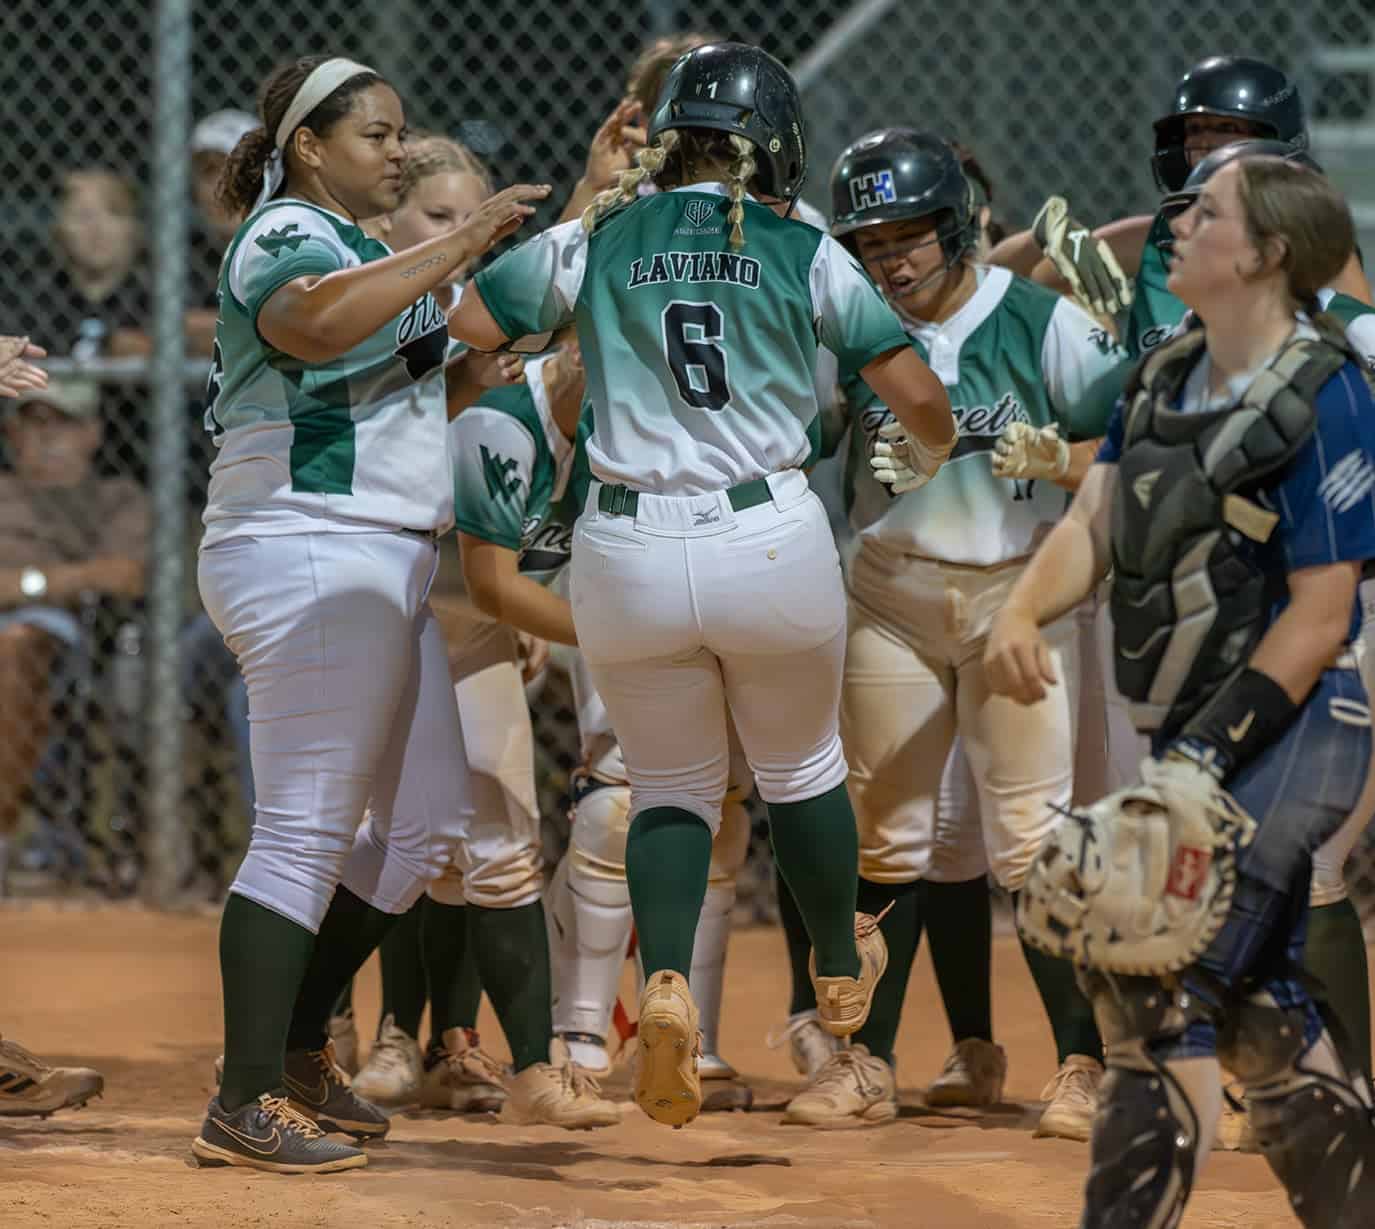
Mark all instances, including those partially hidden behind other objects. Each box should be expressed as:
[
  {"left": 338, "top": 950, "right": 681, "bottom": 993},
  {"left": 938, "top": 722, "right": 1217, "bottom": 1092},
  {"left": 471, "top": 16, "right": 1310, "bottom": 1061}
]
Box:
[{"left": 1016, "top": 755, "right": 1256, "bottom": 976}]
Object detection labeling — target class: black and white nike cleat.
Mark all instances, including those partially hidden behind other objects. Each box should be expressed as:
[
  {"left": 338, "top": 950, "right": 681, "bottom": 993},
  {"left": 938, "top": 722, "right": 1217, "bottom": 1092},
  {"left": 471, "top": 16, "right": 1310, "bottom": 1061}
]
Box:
[
  {"left": 283, "top": 1042, "right": 390, "bottom": 1139},
  {"left": 192, "top": 1092, "right": 367, "bottom": 1174}
]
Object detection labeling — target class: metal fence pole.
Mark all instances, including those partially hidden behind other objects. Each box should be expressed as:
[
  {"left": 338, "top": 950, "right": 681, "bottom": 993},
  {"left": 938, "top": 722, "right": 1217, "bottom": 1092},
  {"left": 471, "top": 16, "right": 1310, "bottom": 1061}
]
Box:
[{"left": 145, "top": 0, "right": 192, "bottom": 907}]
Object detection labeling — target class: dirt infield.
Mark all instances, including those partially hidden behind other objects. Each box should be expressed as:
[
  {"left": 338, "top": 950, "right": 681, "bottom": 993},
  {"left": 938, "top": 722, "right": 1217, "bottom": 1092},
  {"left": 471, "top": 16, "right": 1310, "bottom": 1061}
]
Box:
[{"left": 0, "top": 902, "right": 1344, "bottom": 1228}]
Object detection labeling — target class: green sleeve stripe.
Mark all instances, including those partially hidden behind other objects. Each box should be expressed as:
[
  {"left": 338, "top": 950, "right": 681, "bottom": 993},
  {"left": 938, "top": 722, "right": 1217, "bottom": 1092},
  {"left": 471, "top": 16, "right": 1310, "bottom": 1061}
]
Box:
[
  {"left": 453, "top": 515, "right": 522, "bottom": 550},
  {"left": 840, "top": 334, "right": 909, "bottom": 377},
  {"left": 471, "top": 271, "right": 527, "bottom": 346}
]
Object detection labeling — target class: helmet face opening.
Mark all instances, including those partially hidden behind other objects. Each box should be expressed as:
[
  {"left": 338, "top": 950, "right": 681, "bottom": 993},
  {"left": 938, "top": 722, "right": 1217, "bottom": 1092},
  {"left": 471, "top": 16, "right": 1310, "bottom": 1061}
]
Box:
[
  {"left": 1150, "top": 55, "right": 1307, "bottom": 192},
  {"left": 829, "top": 128, "right": 977, "bottom": 270},
  {"left": 648, "top": 42, "right": 807, "bottom": 204}
]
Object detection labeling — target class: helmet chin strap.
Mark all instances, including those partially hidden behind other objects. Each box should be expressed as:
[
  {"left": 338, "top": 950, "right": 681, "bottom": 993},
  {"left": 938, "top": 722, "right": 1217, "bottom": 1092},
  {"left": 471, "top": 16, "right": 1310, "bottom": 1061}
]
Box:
[{"left": 882, "top": 253, "right": 965, "bottom": 326}]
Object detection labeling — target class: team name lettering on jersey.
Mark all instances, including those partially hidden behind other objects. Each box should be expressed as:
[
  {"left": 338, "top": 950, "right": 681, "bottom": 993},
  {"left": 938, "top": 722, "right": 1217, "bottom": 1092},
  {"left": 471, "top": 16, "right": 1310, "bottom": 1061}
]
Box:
[
  {"left": 627, "top": 250, "right": 761, "bottom": 290},
  {"left": 864, "top": 393, "right": 1030, "bottom": 462},
  {"left": 394, "top": 295, "right": 449, "bottom": 380},
  {"left": 520, "top": 515, "right": 575, "bottom": 574}
]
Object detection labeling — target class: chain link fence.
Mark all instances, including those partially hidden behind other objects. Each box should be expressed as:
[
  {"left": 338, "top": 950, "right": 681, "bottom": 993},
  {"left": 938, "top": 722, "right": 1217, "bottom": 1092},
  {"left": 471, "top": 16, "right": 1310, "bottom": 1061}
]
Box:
[{"left": 2, "top": 0, "right": 1375, "bottom": 907}]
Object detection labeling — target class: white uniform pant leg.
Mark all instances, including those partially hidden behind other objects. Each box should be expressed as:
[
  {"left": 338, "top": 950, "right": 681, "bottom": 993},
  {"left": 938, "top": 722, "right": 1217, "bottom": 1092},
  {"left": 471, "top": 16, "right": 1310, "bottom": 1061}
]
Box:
[
  {"left": 198, "top": 531, "right": 435, "bottom": 932},
  {"left": 931, "top": 740, "right": 989, "bottom": 882},
  {"left": 572, "top": 496, "right": 729, "bottom": 830},
  {"left": 449, "top": 622, "right": 543, "bottom": 909},
  {"left": 958, "top": 607, "right": 1078, "bottom": 893},
  {"left": 695, "top": 479, "right": 849, "bottom": 806},
  {"left": 342, "top": 597, "right": 476, "bottom": 915}
]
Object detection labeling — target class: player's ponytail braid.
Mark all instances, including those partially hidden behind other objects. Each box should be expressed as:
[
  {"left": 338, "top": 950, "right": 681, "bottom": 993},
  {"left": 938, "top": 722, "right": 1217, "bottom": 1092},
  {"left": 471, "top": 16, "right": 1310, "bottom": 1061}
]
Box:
[
  {"left": 582, "top": 129, "right": 680, "bottom": 237},
  {"left": 217, "top": 127, "right": 275, "bottom": 221},
  {"left": 725, "top": 134, "right": 756, "bottom": 251}
]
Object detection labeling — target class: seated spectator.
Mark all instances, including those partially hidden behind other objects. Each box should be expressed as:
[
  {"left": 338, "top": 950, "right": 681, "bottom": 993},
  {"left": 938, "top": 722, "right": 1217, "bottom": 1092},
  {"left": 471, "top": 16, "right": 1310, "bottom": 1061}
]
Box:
[
  {"left": 25, "top": 169, "right": 150, "bottom": 361},
  {"left": 187, "top": 109, "right": 257, "bottom": 357},
  {"left": 0, "top": 378, "right": 148, "bottom": 874}
]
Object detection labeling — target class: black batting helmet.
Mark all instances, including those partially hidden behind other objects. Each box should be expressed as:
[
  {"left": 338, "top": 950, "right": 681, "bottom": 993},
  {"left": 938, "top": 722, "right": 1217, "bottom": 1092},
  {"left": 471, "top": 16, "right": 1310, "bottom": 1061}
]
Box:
[
  {"left": 829, "top": 128, "right": 976, "bottom": 266},
  {"left": 1152, "top": 56, "right": 1308, "bottom": 192},
  {"left": 647, "top": 42, "right": 807, "bottom": 204}
]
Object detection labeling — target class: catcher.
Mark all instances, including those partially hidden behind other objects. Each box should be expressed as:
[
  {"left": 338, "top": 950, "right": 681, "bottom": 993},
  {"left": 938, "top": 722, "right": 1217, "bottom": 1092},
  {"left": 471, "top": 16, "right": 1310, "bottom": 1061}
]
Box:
[{"left": 986, "top": 154, "right": 1375, "bottom": 1226}]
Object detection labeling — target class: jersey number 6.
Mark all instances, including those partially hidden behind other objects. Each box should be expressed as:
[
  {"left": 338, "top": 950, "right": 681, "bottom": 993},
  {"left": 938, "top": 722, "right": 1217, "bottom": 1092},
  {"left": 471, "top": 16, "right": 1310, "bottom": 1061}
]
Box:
[{"left": 662, "top": 301, "right": 732, "bottom": 411}]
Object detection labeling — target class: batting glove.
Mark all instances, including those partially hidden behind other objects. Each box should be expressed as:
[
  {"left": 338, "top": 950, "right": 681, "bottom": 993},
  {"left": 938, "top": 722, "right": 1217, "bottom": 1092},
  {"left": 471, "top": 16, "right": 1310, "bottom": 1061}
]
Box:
[
  {"left": 992, "top": 421, "right": 1070, "bottom": 480},
  {"left": 869, "top": 418, "right": 955, "bottom": 495},
  {"left": 1033, "top": 196, "right": 1134, "bottom": 317}
]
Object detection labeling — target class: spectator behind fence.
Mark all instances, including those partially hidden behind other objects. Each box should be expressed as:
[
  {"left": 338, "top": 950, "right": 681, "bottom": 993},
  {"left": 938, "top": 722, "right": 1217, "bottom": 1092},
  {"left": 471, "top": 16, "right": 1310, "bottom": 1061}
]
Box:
[
  {"left": 0, "top": 378, "right": 148, "bottom": 870},
  {"left": 186, "top": 110, "right": 258, "bottom": 358}
]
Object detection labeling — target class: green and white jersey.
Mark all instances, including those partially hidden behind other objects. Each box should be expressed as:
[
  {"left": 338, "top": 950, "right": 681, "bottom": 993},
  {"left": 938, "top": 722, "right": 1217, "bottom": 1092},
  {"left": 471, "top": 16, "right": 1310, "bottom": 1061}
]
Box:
[
  {"left": 449, "top": 354, "right": 579, "bottom": 588},
  {"left": 473, "top": 183, "right": 907, "bottom": 494},
  {"left": 1319, "top": 289, "right": 1375, "bottom": 365},
  {"left": 844, "top": 266, "right": 1127, "bottom": 565},
  {"left": 1123, "top": 211, "right": 1186, "bottom": 359},
  {"left": 202, "top": 200, "right": 452, "bottom": 545}
]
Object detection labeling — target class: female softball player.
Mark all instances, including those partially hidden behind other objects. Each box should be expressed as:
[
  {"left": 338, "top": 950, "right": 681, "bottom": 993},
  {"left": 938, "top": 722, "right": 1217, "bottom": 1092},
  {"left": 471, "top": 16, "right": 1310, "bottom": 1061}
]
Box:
[
  {"left": 987, "top": 154, "right": 1375, "bottom": 1227},
  {"left": 450, "top": 41, "right": 956, "bottom": 1129},
  {"left": 339, "top": 134, "right": 531, "bottom": 1120},
  {"left": 189, "top": 54, "right": 547, "bottom": 1174},
  {"left": 778, "top": 129, "right": 1125, "bottom": 1135}
]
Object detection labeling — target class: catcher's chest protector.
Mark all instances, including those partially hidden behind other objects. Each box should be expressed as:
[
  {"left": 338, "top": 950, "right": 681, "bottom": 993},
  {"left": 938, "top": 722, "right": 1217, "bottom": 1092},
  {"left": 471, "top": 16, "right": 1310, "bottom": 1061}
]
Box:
[{"left": 1110, "top": 326, "right": 1347, "bottom": 734}]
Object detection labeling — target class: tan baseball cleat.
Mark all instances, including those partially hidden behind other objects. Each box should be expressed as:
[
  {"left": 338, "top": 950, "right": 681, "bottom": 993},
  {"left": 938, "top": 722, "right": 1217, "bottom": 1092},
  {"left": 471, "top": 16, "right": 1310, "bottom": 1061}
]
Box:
[
  {"left": 634, "top": 970, "right": 702, "bottom": 1128},
  {"left": 782, "top": 1044, "right": 898, "bottom": 1128},
  {"left": 420, "top": 1027, "right": 508, "bottom": 1113},
  {"left": 925, "top": 1038, "right": 1008, "bottom": 1108},
  {"left": 351, "top": 1014, "right": 423, "bottom": 1107},
  {"left": 766, "top": 1009, "right": 842, "bottom": 1078},
  {"left": 810, "top": 909, "right": 890, "bottom": 1038},
  {"left": 1034, "top": 1054, "right": 1104, "bottom": 1141},
  {"left": 0, "top": 1036, "right": 103, "bottom": 1117},
  {"left": 500, "top": 1038, "right": 619, "bottom": 1129}
]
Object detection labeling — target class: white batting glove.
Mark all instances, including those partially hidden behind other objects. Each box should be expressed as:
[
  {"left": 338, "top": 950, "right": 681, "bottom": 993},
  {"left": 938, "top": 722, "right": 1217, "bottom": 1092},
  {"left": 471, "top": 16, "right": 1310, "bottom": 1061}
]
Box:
[
  {"left": 1033, "top": 196, "right": 1134, "bottom": 317},
  {"left": 869, "top": 419, "right": 955, "bottom": 495},
  {"left": 992, "top": 421, "right": 1070, "bottom": 480}
]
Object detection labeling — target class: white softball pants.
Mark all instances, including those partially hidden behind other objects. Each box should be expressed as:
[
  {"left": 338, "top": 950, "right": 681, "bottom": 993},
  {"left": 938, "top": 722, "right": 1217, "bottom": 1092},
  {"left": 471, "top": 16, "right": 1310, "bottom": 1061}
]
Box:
[
  {"left": 569, "top": 469, "right": 848, "bottom": 833},
  {"left": 841, "top": 538, "right": 1079, "bottom": 891},
  {"left": 198, "top": 530, "right": 474, "bottom": 932}
]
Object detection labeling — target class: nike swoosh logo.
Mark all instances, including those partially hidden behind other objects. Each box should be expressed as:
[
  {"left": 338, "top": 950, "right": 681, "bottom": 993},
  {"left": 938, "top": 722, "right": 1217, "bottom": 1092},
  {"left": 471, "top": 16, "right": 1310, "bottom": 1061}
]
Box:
[
  {"left": 282, "top": 1072, "right": 329, "bottom": 1106},
  {"left": 216, "top": 1119, "right": 282, "bottom": 1155},
  {"left": 1227, "top": 711, "right": 1255, "bottom": 742}
]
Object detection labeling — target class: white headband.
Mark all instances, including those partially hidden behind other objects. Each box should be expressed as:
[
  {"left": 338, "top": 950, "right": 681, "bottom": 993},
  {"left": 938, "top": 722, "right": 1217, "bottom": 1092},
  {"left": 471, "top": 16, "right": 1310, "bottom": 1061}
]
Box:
[{"left": 252, "top": 57, "right": 378, "bottom": 212}]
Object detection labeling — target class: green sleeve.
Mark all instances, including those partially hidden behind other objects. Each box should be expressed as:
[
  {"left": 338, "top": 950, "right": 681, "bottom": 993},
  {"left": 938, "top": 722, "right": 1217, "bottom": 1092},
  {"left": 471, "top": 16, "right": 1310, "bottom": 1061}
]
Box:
[
  {"left": 472, "top": 219, "right": 585, "bottom": 342},
  {"left": 233, "top": 209, "right": 348, "bottom": 321},
  {"left": 449, "top": 406, "right": 536, "bottom": 550},
  {"left": 812, "top": 237, "right": 909, "bottom": 376}
]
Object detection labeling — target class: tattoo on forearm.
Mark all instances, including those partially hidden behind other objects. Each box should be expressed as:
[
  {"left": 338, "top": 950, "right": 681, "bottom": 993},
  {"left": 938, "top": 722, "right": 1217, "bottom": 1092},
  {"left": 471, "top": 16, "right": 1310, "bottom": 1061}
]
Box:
[{"left": 400, "top": 252, "right": 448, "bottom": 279}]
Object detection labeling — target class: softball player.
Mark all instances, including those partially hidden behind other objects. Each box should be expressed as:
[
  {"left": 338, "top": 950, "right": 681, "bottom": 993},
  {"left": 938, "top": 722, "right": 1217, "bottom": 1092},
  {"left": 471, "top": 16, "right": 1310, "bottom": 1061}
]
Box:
[
  {"left": 987, "top": 154, "right": 1375, "bottom": 1227},
  {"left": 189, "top": 54, "right": 548, "bottom": 1174},
  {"left": 781, "top": 129, "right": 1127, "bottom": 1135},
  {"left": 451, "top": 41, "right": 956, "bottom": 1129}
]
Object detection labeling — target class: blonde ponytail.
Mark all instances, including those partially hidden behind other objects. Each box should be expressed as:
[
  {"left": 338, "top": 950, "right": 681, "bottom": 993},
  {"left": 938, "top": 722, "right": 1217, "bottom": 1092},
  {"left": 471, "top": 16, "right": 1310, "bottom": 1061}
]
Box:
[
  {"left": 725, "top": 134, "right": 756, "bottom": 250},
  {"left": 582, "top": 129, "right": 681, "bottom": 236}
]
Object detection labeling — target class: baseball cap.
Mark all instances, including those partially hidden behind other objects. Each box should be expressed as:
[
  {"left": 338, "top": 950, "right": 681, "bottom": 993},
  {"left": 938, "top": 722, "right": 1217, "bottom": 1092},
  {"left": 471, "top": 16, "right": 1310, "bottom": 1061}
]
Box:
[
  {"left": 12, "top": 378, "right": 100, "bottom": 419},
  {"left": 191, "top": 109, "right": 258, "bottom": 157}
]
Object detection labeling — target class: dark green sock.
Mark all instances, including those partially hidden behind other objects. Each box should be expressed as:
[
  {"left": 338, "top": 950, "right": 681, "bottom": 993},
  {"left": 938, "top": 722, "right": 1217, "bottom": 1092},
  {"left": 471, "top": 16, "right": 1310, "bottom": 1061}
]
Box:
[
  {"left": 1015, "top": 892, "right": 1102, "bottom": 1063},
  {"left": 331, "top": 980, "right": 353, "bottom": 1020},
  {"left": 468, "top": 901, "right": 553, "bottom": 1072},
  {"left": 423, "top": 897, "right": 483, "bottom": 1039},
  {"left": 1305, "top": 898, "right": 1371, "bottom": 1078},
  {"left": 924, "top": 877, "right": 994, "bottom": 1044},
  {"left": 218, "top": 892, "right": 317, "bottom": 1112},
  {"left": 625, "top": 806, "right": 712, "bottom": 978},
  {"left": 776, "top": 869, "right": 817, "bottom": 1014},
  {"left": 377, "top": 897, "right": 427, "bottom": 1038},
  {"left": 769, "top": 783, "right": 861, "bottom": 979},
  {"left": 284, "top": 886, "right": 403, "bottom": 1053},
  {"left": 852, "top": 879, "right": 923, "bottom": 1065}
]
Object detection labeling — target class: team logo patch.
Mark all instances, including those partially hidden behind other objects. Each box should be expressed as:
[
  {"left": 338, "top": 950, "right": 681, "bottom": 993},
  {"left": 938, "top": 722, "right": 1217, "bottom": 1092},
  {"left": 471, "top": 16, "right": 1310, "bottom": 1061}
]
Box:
[
  {"left": 1318, "top": 449, "right": 1375, "bottom": 513},
  {"left": 1132, "top": 469, "right": 1162, "bottom": 509},
  {"left": 1165, "top": 845, "right": 1211, "bottom": 902},
  {"left": 850, "top": 169, "right": 897, "bottom": 211},
  {"left": 684, "top": 199, "right": 716, "bottom": 228}
]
